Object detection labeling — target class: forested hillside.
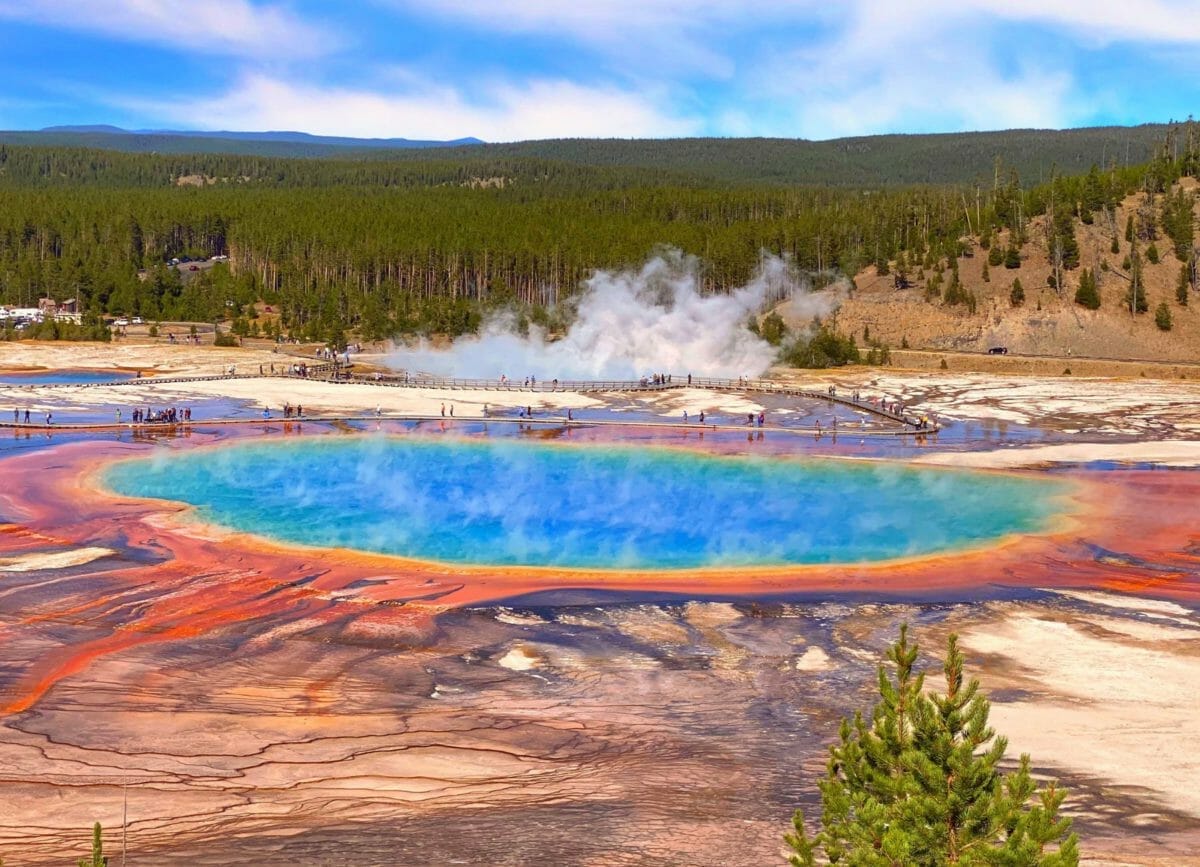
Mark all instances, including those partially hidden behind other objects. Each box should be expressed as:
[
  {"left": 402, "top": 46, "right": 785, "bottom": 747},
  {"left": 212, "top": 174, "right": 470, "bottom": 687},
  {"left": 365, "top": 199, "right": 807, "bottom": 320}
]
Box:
[
  {"left": 0, "top": 123, "right": 1196, "bottom": 350},
  {"left": 410, "top": 125, "right": 1176, "bottom": 187},
  {"left": 0, "top": 123, "right": 1180, "bottom": 186}
]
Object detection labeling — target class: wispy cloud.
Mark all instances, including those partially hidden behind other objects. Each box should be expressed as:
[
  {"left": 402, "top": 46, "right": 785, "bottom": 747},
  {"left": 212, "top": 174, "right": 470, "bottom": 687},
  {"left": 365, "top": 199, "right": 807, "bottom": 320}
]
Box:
[
  {"left": 0, "top": 0, "right": 335, "bottom": 59},
  {"left": 958, "top": 0, "right": 1200, "bottom": 45},
  {"left": 3, "top": 0, "right": 1199, "bottom": 138},
  {"left": 125, "top": 73, "right": 701, "bottom": 140},
  {"left": 738, "top": 0, "right": 1090, "bottom": 138},
  {"left": 394, "top": 0, "right": 1200, "bottom": 138},
  {"left": 388, "top": 0, "right": 834, "bottom": 78}
]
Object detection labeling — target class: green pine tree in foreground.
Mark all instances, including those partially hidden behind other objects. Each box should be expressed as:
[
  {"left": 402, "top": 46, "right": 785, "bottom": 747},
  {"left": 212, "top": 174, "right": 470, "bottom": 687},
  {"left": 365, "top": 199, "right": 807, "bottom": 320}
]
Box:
[
  {"left": 77, "top": 822, "right": 107, "bottom": 867},
  {"left": 785, "top": 626, "right": 1079, "bottom": 866}
]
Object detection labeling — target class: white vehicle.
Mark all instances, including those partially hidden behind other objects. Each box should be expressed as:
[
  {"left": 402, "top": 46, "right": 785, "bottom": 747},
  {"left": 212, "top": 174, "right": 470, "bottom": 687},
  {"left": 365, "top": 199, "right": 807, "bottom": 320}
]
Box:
[
  {"left": 114, "top": 318, "right": 130, "bottom": 327},
  {"left": 131, "top": 316, "right": 144, "bottom": 325}
]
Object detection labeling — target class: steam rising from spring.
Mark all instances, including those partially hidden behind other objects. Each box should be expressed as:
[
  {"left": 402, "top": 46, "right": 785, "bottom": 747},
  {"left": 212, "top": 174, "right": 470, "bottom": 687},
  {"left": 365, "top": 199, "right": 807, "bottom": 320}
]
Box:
[{"left": 388, "top": 250, "right": 842, "bottom": 380}]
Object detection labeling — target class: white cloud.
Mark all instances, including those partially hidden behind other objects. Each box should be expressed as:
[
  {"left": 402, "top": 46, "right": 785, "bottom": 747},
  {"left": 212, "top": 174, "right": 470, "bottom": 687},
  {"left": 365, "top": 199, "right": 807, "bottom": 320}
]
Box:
[
  {"left": 958, "top": 0, "right": 1200, "bottom": 45},
  {"left": 20, "top": 0, "right": 1198, "bottom": 139},
  {"left": 0, "top": 0, "right": 333, "bottom": 59},
  {"left": 127, "top": 73, "right": 701, "bottom": 140},
  {"left": 727, "top": 0, "right": 1095, "bottom": 139},
  {"left": 409, "top": 0, "right": 1200, "bottom": 51},
  {"left": 395, "top": 0, "right": 1200, "bottom": 139},
  {"left": 391, "top": 0, "right": 833, "bottom": 77}
]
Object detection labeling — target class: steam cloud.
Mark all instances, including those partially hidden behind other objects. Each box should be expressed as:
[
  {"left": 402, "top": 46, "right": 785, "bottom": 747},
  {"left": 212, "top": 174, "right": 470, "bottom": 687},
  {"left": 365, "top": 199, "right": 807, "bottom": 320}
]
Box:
[{"left": 388, "top": 250, "right": 843, "bottom": 380}]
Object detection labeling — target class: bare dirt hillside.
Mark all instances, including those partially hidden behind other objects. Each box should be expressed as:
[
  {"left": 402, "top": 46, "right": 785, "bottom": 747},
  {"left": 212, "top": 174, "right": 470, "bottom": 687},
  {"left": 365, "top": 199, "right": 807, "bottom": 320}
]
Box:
[{"left": 826, "top": 181, "right": 1199, "bottom": 362}]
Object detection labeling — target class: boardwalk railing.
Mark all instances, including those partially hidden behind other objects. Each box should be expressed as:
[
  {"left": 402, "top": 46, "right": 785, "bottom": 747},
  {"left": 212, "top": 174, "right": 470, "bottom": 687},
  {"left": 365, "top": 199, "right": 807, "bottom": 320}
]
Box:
[
  {"left": 1, "top": 367, "right": 932, "bottom": 430},
  {"left": 341, "top": 373, "right": 925, "bottom": 427}
]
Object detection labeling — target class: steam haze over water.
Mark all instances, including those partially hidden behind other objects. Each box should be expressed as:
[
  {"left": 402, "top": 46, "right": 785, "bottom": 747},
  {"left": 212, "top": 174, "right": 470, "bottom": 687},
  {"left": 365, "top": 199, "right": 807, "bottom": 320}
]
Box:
[{"left": 105, "top": 438, "right": 1069, "bottom": 570}]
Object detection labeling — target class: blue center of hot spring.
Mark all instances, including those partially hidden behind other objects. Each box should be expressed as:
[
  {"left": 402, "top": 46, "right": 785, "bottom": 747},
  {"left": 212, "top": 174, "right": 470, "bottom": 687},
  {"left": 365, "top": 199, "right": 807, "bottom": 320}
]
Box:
[{"left": 104, "top": 438, "right": 1068, "bottom": 569}]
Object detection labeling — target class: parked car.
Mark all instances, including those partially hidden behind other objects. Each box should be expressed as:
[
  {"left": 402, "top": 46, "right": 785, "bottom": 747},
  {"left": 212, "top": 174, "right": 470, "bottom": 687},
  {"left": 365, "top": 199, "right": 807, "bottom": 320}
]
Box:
[
  {"left": 131, "top": 317, "right": 144, "bottom": 325},
  {"left": 114, "top": 318, "right": 130, "bottom": 327},
  {"left": 987, "top": 346, "right": 1008, "bottom": 355}
]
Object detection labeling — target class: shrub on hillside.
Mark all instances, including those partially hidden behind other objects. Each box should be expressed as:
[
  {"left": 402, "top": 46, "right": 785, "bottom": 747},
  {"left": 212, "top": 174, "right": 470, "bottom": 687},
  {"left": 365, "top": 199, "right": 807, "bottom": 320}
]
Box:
[
  {"left": 1010, "top": 278, "right": 1025, "bottom": 306},
  {"left": 1156, "top": 301, "right": 1173, "bottom": 331},
  {"left": 1074, "top": 268, "right": 1101, "bottom": 309}
]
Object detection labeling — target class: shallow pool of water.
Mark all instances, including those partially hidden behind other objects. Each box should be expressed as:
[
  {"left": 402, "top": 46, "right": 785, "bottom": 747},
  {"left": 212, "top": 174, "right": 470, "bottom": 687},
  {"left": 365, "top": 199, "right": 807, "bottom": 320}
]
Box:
[
  {"left": 0, "top": 370, "right": 135, "bottom": 385},
  {"left": 104, "top": 437, "right": 1069, "bottom": 569}
]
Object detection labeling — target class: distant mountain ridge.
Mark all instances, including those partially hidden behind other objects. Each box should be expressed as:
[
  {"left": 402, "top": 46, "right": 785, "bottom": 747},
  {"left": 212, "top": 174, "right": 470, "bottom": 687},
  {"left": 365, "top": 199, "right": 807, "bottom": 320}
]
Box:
[{"left": 37, "top": 125, "right": 484, "bottom": 149}]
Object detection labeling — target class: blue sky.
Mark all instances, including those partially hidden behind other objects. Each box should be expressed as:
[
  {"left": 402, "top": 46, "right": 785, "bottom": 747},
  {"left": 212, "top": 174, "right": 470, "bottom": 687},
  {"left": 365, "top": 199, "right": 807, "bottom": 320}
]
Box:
[{"left": 0, "top": 0, "right": 1198, "bottom": 141}]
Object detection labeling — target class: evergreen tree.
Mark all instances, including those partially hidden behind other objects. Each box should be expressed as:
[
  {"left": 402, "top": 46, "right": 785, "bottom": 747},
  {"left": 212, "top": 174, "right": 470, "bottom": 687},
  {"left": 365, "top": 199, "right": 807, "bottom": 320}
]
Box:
[
  {"left": 761, "top": 311, "right": 788, "bottom": 346},
  {"left": 1124, "top": 279, "right": 1148, "bottom": 314},
  {"left": 1155, "top": 301, "right": 1173, "bottom": 331},
  {"left": 77, "top": 822, "right": 106, "bottom": 867},
  {"left": 1125, "top": 245, "right": 1148, "bottom": 313},
  {"left": 785, "top": 626, "right": 1079, "bottom": 866},
  {"left": 1082, "top": 164, "right": 1107, "bottom": 213},
  {"left": 1049, "top": 206, "right": 1080, "bottom": 271},
  {"left": 1004, "top": 244, "right": 1021, "bottom": 269},
  {"left": 1125, "top": 214, "right": 1135, "bottom": 242},
  {"left": 1110, "top": 235, "right": 1120, "bottom": 255},
  {"left": 1179, "top": 263, "right": 1192, "bottom": 306},
  {"left": 1074, "top": 269, "right": 1100, "bottom": 310},
  {"left": 1146, "top": 243, "right": 1160, "bottom": 265},
  {"left": 1160, "top": 187, "right": 1195, "bottom": 261},
  {"left": 1010, "top": 279, "right": 1025, "bottom": 306}
]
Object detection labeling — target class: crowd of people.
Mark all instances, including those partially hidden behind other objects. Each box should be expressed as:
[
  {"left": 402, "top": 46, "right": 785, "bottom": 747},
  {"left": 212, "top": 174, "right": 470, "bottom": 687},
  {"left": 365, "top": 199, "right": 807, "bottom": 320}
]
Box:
[{"left": 129, "top": 407, "right": 191, "bottom": 424}]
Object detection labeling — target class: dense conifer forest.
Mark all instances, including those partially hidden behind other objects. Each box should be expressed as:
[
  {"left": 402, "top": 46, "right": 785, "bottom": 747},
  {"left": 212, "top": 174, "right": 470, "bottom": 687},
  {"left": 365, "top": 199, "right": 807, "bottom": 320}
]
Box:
[
  {"left": 0, "top": 122, "right": 1195, "bottom": 347},
  {"left": 0, "top": 123, "right": 1180, "bottom": 186}
]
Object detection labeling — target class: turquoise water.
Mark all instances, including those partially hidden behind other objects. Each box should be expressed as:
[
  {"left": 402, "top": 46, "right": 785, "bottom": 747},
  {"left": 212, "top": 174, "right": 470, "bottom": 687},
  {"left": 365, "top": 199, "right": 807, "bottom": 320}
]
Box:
[
  {"left": 0, "top": 370, "right": 134, "bottom": 385},
  {"left": 104, "top": 438, "right": 1068, "bottom": 569}
]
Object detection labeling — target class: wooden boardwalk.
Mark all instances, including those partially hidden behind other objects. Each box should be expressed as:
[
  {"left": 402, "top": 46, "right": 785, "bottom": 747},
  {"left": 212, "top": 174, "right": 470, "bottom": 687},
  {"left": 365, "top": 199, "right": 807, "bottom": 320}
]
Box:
[
  {"left": 1, "top": 368, "right": 938, "bottom": 435},
  {"left": 0, "top": 413, "right": 931, "bottom": 438}
]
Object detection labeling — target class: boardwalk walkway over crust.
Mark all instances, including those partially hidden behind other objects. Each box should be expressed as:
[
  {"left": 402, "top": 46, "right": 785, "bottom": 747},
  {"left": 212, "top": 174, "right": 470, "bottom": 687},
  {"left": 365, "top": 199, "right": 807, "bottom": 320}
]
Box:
[{"left": 1, "top": 368, "right": 937, "bottom": 434}]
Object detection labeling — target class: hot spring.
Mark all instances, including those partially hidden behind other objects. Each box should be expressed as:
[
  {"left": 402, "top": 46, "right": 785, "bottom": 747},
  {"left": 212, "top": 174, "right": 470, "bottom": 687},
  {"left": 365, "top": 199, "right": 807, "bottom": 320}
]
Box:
[
  {"left": 104, "top": 438, "right": 1070, "bottom": 570},
  {"left": 0, "top": 369, "right": 135, "bottom": 385}
]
